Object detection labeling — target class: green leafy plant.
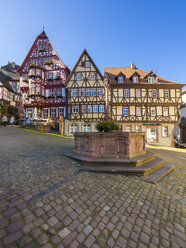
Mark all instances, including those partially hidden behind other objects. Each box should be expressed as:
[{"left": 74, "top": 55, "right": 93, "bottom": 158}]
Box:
[
  {"left": 96, "top": 120, "right": 119, "bottom": 132},
  {"left": 0, "top": 103, "right": 4, "bottom": 116},
  {"left": 44, "top": 61, "right": 53, "bottom": 65},
  {"left": 28, "top": 74, "right": 41, "bottom": 79},
  {"left": 38, "top": 48, "right": 45, "bottom": 52}
]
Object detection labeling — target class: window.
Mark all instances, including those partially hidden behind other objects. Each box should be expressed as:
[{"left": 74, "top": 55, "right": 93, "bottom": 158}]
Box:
[
  {"left": 133, "top": 77, "right": 139, "bottom": 83},
  {"left": 80, "top": 89, "right": 86, "bottom": 96},
  {"left": 92, "top": 88, "right": 97, "bottom": 96},
  {"left": 72, "top": 89, "right": 78, "bottom": 96},
  {"left": 58, "top": 88, "right": 62, "bottom": 96},
  {"left": 87, "top": 89, "right": 91, "bottom": 96},
  {"left": 36, "top": 87, "right": 40, "bottom": 94},
  {"left": 72, "top": 105, "right": 79, "bottom": 113},
  {"left": 124, "top": 89, "right": 130, "bottom": 98},
  {"left": 36, "top": 69, "right": 41, "bottom": 76},
  {"left": 30, "top": 68, "right": 35, "bottom": 75},
  {"left": 43, "top": 109, "right": 48, "bottom": 119},
  {"left": 57, "top": 71, "right": 60, "bottom": 77},
  {"left": 152, "top": 89, "right": 157, "bottom": 98},
  {"left": 163, "top": 107, "right": 168, "bottom": 116},
  {"left": 136, "top": 107, "right": 141, "bottom": 116},
  {"left": 118, "top": 77, "right": 124, "bottom": 83},
  {"left": 51, "top": 108, "right": 56, "bottom": 117},
  {"left": 99, "top": 105, "right": 104, "bottom": 112},
  {"left": 59, "top": 108, "right": 64, "bottom": 116},
  {"left": 93, "top": 105, "right": 98, "bottom": 112},
  {"left": 88, "top": 105, "right": 92, "bottom": 112},
  {"left": 49, "top": 72, "right": 53, "bottom": 79},
  {"left": 136, "top": 89, "right": 141, "bottom": 97},
  {"left": 162, "top": 126, "right": 168, "bottom": 137},
  {"left": 123, "top": 107, "right": 129, "bottom": 116},
  {"left": 70, "top": 124, "right": 78, "bottom": 135},
  {"left": 90, "top": 74, "right": 95, "bottom": 80},
  {"left": 49, "top": 89, "right": 54, "bottom": 97},
  {"left": 164, "top": 89, "right": 170, "bottom": 98},
  {"left": 97, "top": 88, "right": 103, "bottom": 96},
  {"left": 148, "top": 77, "right": 156, "bottom": 83},
  {"left": 77, "top": 74, "right": 82, "bottom": 80},
  {"left": 30, "top": 87, "right": 35, "bottom": 94},
  {"left": 83, "top": 124, "right": 91, "bottom": 132},
  {"left": 85, "top": 62, "right": 91, "bottom": 67},
  {"left": 147, "top": 127, "right": 158, "bottom": 142},
  {"left": 82, "top": 105, "right": 87, "bottom": 113},
  {"left": 136, "top": 126, "right": 142, "bottom": 132},
  {"left": 126, "top": 126, "right": 131, "bottom": 132},
  {"left": 151, "top": 107, "right": 156, "bottom": 116}
]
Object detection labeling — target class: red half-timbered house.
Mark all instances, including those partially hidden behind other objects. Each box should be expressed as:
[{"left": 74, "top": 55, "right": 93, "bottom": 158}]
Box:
[{"left": 18, "top": 30, "right": 70, "bottom": 119}]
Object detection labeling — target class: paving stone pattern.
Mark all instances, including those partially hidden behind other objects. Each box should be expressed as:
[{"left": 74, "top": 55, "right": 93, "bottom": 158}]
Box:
[{"left": 0, "top": 126, "right": 185, "bottom": 247}]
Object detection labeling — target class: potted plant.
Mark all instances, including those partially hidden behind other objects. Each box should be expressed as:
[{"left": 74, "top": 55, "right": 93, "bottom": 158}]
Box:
[{"left": 96, "top": 120, "right": 119, "bottom": 132}]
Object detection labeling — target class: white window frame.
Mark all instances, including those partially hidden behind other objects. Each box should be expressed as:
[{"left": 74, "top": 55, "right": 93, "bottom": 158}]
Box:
[
  {"left": 77, "top": 74, "right": 82, "bottom": 80},
  {"left": 82, "top": 105, "right": 87, "bottom": 113},
  {"left": 162, "top": 126, "right": 168, "bottom": 137},
  {"left": 118, "top": 77, "right": 124, "bottom": 83},
  {"left": 97, "top": 88, "right": 103, "bottom": 96},
  {"left": 43, "top": 108, "right": 49, "bottom": 119},
  {"left": 72, "top": 89, "right": 78, "bottom": 97},
  {"left": 69, "top": 124, "right": 78, "bottom": 135},
  {"left": 133, "top": 76, "right": 139, "bottom": 83},
  {"left": 99, "top": 105, "right": 104, "bottom": 112},
  {"left": 90, "top": 74, "right": 95, "bottom": 80},
  {"left": 83, "top": 124, "right": 91, "bottom": 132},
  {"left": 80, "top": 89, "right": 86, "bottom": 96},
  {"left": 72, "top": 105, "right": 79, "bottom": 113},
  {"left": 51, "top": 108, "right": 56, "bottom": 117},
  {"left": 152, "top": 89, "right": 157, "bottom": 98},
  {"left": 85, "top": 62, "right": 91, "bottom": 68},
  {"left": 58, "top": 107, "right": 64, "bottom": 116},
  {"left": 124, "top": 89, "right": 130, "bottom": 98},
  {"left": 93, "top": 105, "right": 98, "bottom": 112},
  {"left": 86, "top": 89, "right": 91, "bottom": 96},
  {"left": 123, "top": 107, "right": 129, "bottom": 116},
  {"left": 163, "top": 107, "right": 169, "bottom": 116},
  {"left": 151, "top": 107, "right": 156, "bottom": 116},
  {"left": 136, "top": 126, "right": 141, "bottom": 132},
  {"left": 92, "top": 88, "right": 96, "bottom": 96},
  {"left": 126, "top": 126, "right": 131, "bottom": 132},
  {"left": 88, "top": 105, "right": 92, "bottom": 112},
  {"left": 164, "top": 89, "right": 170, "bottom": 98}
]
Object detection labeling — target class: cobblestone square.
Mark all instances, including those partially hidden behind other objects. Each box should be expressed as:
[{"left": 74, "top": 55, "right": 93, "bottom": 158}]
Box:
[{"left": 0, "top": 127, "right": 185, "bottom": 247}]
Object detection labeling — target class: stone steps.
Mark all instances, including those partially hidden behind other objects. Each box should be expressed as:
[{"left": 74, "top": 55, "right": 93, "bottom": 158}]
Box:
[
  {"left": 143, "top": 162, "right": 175, "bottom": 183},
  {"left": 80, "top": 157, "right": 165, "bottom": 176},
  {"left": 66, "top": 152, "right": 175, "bottom": 184}
]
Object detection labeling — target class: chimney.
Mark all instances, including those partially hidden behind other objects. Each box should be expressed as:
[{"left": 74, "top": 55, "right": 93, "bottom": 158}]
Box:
[{"left": 131, "top": 63, "right": 136, "bottom": 69}]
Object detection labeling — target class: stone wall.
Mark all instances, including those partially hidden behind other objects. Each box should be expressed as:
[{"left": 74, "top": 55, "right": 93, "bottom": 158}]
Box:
[{"left": 74, "top": 132, "right": 146, "bottom": 159}]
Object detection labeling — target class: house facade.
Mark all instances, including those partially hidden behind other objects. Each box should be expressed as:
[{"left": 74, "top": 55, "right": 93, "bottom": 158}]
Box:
[
  {"left": 0, "top": 71, "right": 14, "bottom": 109},
  {"left": 18, "top": 30, "right": 70, "bottom": 120},
  {"left": 64, "top": 49, "right": 107, "bottom": 135},
  {"left": 105, "top": 64, "right": 183, "bottom": 146}
]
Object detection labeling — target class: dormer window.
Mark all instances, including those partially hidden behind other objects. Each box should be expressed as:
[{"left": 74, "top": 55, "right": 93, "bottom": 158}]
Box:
[
  {"left": 133, "top": 76, "right": 139, "bottom": 83},
  {"left": 148, "top": 77, "right": 156, "bottom": 83},
  {"left": 118, "top": 77, "right": 124, "bottom": 83}
]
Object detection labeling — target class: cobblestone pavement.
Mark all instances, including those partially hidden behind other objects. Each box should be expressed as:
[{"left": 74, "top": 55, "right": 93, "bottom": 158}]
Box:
[{"left": 0, "top": 127, "right": 185, "bottom": 248}]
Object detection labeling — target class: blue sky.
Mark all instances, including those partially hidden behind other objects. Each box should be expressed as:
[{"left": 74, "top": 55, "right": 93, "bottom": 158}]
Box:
[{"left": 0, "top": 0, "right": 186, "bottom": 87}]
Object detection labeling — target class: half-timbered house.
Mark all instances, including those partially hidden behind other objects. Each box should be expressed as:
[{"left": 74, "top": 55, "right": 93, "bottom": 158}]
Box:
[
  {"left": 105, "top": 64, "right": 184, "bottom": 146},
  {"left": 65, "top": 49, "right": 106, "bottom": 135},
  {"left": 18, "top": 30, "right": 70, "bottom": 119}
]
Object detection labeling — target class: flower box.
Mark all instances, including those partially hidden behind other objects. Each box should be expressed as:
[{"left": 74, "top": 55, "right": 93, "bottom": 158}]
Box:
[
  {"left": 38, "top": 48, "right": 45, "bottom": 52},
  {"left": 44, "top": 61, "right": 53, "bottom": 65}
]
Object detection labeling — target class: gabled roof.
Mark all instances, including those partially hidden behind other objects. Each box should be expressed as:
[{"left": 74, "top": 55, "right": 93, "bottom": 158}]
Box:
[
  {"left": 144, "top": 71, "right": 157, "bottom": 79},
  {"left": 129, "top": 71, "right": 141, "bottom": 79},
  {"left": 116, "top": 72, "right": 126, "bottom": 78},
  {"left": 0, "top": 72, "right": 14, "bottom": 92},
  {"left": 65, "top": 49, "right": 104, "bottom": 86},
  {"left": 18, "top": 30, "right": 70, "bottom": 74},
  {"left": 104, "top": 67, "right": 184, "bottom": 85}
]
